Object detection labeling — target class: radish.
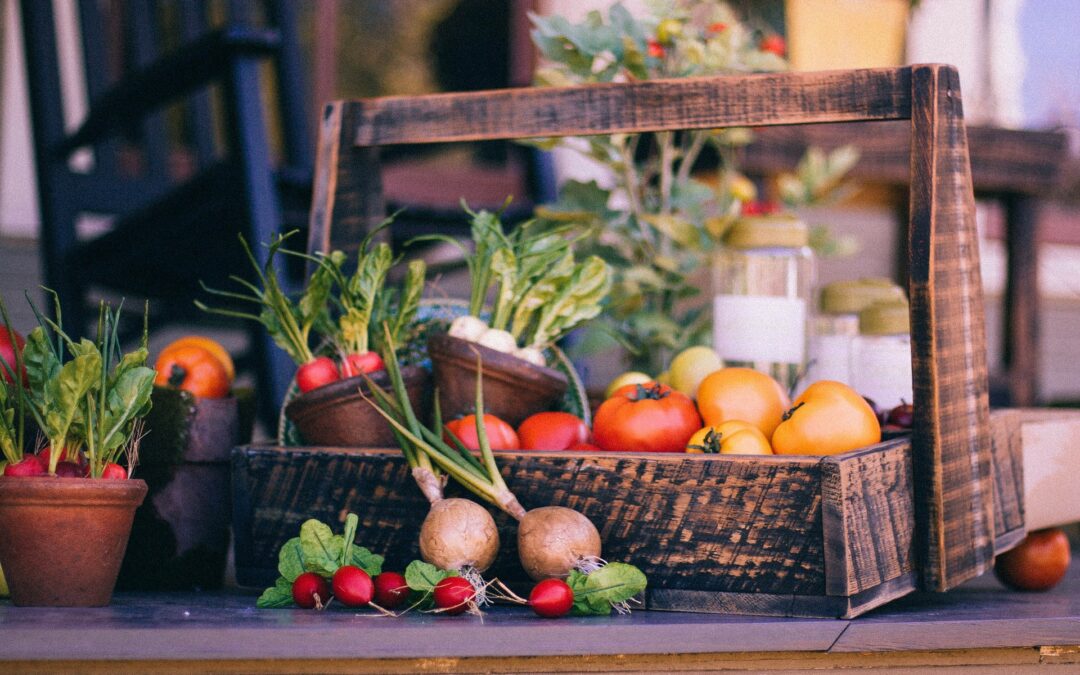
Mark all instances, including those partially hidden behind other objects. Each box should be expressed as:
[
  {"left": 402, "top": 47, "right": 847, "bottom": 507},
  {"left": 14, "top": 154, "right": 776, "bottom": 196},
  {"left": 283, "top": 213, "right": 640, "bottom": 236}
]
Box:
[
  {"left": 3, "top": 456, "right": 44, "bottom": 477},
  {"left": 101, "top": 463, "right": 127, "bottom": 480},
  {"left": 54, "top": 461, "right": 83, "bottom": 478},
  {"left": 292, "top": 572, "right": 330, "bottom": 609},
  {"left": 332, "top": 565, "right": 374, "bottom": 607},
  {"left": 433, "top": 576, "right": 476, "bottom": 615},
  {"left": 373, "top": 572, "right": 409, "bottom": 609},
  {"left": 529, "top": 578, "right": 574, "bottom": 618},
  {"left": 341, "top": 351, "right": 385, "bottom": 378},
  {"left": 295, "top": 356, "right": 339, "bottom": 393}
]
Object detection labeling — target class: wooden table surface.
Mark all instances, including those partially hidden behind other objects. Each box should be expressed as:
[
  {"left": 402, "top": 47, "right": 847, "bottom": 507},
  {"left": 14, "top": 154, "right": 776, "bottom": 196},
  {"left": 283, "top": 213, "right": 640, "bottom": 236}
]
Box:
[{"left": 2, "top": 558, "right": 1078, "bottom": 673}]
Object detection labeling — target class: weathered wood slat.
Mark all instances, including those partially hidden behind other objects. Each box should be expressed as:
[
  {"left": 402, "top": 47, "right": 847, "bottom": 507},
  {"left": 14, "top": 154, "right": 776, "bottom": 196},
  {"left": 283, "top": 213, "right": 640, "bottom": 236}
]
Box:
[
  {"left": 232, "top": 447, "right": 831, "bottom": 596},
  {"left": 821, "top": 440, "right": 915, "bottom": 597},
  {"left": 907, "top": 64, "right": 996, "bottom": 591},
  {"left": 346, "top": 68, "right": 912, "bottom": 147},
  {"left": 988, "top": 409, "right": 1025, "bottom": 550}
]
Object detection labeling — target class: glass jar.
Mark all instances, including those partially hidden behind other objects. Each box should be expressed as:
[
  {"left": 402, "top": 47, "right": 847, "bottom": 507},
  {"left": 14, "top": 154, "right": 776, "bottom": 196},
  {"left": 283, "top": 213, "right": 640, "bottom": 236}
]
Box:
[
  {"left": 711, "top": 214, "right": 815, "bottom": 392},
  {"left": 802, "top": 279, "right": 906, "bottom": 393},
  {"left": 851, "top": 299, "right": 913, "bottom": 411}
]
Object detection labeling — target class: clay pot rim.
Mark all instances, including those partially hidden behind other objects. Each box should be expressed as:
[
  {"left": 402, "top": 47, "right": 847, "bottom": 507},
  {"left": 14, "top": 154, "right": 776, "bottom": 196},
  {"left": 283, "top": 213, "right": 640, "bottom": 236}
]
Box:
[
  {"left": 0, "top": 476, "right": 148, "bottom": 506},
  {"left": 284, "top": 364, "right": 427, "bottom": 423},
  {"left": 428, "top": 333, "right": 568, "bottom": 388}
]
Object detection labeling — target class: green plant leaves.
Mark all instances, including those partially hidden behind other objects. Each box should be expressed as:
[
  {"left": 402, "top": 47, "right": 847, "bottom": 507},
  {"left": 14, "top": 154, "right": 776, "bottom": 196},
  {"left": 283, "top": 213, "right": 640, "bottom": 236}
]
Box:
[
  {"left": 300, "top": 519, "right": 345, "bottom": 577},
  {"left": 568, "top": 562, "right": 648, "bottom": 615},
  {"left": 256, "top": 577, "right": 294, "bottom": 609},
  {"left": 278, "top": 537, "right": 305, "bottom": 582},
  {"left": 404, "top": 560, "right": 457, "bottom": 593}
]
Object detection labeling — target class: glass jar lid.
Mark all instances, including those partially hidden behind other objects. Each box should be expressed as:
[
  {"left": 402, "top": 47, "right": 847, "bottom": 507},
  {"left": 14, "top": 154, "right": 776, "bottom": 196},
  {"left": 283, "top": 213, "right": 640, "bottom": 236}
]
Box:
[
  {"left": 724, "top": 214, "right": 808, "bottom": 249},
  {"left": 859, "top": 299, "right": 911, "bottom": 335},
  {"left": 820, "top": 278, "right": 906, "bottom": 314}
]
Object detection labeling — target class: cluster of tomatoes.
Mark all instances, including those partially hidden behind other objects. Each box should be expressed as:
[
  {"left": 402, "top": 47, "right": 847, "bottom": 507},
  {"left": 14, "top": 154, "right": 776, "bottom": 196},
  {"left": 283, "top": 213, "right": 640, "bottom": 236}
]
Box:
[{"left": 443, "top": 367, "right": 881, "bottom": 457}]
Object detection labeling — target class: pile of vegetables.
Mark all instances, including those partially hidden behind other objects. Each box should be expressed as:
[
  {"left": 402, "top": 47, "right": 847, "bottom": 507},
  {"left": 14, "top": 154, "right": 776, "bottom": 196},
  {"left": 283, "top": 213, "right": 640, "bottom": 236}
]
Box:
[
  {"left": 198, "top": 224, "right": 426, "bottom": 394},
  {"left": 428, "top": 204, "right": 611, "bottom": 367},
  {"left": 258, "top": 513, "right": 646, "bottom": 619},
  {"left": 0, "top": 292, "right": 155, "bottom": 479}
]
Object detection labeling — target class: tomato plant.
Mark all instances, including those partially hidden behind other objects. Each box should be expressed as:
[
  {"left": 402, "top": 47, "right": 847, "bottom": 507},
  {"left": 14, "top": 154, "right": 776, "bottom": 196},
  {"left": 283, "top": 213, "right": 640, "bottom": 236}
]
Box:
[
  {"left": 995, "top": 528, "right": 1071, "bottom": 591},
  {"left": 771, "top": 380, "right": 881, "bottom": 455},
  {"left": 517, "top": 412, "right": 590, "bottom": 451},
  {"left": 592, "top": 382, "right": 702, "bottom": 453},
  {"left": 444, "top": 414, "right": 519, "bottom": 451},
  {"left": 154, "top": 345, "right": 230, "bottom": 398}
]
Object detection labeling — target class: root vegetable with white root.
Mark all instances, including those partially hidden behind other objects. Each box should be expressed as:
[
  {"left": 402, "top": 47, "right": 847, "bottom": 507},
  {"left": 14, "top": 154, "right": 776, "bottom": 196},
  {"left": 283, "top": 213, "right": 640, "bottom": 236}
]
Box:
[{"left": 363, "top": 327, "right": 604, "bottom": 585}]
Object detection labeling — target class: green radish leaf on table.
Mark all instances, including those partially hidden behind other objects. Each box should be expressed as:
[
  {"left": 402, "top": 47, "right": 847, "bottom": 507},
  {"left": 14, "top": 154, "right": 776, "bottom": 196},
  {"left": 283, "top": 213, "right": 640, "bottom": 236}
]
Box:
[
  {"left": 277, "top": 537, "right": 305, "bottom": 582},
  {"left": 299, "top": 519, "right": 344, "bottom": 577},
  {"left": 341, "top": 513, "right": 358, "bottom": 566},
  {"left": 568, "top": 563, "right": 648, "bottom": 616},
  {"left": 348, "top": 546, "right": 383, "bottom": 577},
  {"left": 256, "top": 577, "right": 294, "bottom": 609},
  {"left": 404, "top": 560, "right": 457, "bottom": 593}
]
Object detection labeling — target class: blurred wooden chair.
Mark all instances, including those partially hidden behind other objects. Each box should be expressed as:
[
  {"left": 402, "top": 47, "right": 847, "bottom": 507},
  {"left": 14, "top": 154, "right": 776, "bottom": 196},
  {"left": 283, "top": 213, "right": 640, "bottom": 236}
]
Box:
[{"left": 20, "top": 0, "right": 310, "bottom": 422}]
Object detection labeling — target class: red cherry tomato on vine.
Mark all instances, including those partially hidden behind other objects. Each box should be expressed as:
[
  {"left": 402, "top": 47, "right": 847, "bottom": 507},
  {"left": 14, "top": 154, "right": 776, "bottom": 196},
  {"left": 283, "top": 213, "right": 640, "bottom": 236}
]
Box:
[
  {"left": 517, "top": 412, "right": 590, "bottom": 451},
  {"left": 295, "top": 356, "right": 340, "bottom": 393},
  {"left": 592, "top": 382, "right": 702, "bottom": 453},
  {"left": 444, "top": 414, "right": 519, "bottom": 451}
]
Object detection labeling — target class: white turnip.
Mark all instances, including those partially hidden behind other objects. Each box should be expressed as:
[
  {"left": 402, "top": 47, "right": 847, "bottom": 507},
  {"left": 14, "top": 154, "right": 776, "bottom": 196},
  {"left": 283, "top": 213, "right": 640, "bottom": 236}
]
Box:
[
  {"left": 476, "top": 327, "right": 516, "bottom": 353},
  {"left": 448, "top": 315, "right": 489, "bottom": 342},
  {"left": 419, "top": 498, "right": 500, "bottom": 573},
  {"left": 517, "top": 506, "right": 602, "bottom": 580}
]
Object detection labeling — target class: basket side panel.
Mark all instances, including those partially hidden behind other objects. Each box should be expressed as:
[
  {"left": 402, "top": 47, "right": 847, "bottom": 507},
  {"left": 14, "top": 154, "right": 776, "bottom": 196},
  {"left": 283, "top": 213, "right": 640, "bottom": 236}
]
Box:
[
  {"left": 989, "top": 409, "right": 1025, "bottom": 552},
  {"left": 908, "top": 64, "right": 996, "bottom": 591},
  {"left": 821, "top": 440, "right": 916, "bottom": 596}
]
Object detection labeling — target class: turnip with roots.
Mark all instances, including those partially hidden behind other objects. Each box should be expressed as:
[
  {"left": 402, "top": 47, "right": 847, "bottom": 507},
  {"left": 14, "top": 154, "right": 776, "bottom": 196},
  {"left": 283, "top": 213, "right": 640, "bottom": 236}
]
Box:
[{"left": 363, "top": 328, "right": 603, "bottom": 587}]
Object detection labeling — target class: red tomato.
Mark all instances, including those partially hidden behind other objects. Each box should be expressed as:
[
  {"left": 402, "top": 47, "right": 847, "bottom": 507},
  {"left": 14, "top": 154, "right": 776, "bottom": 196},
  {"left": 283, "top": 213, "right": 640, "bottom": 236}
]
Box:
[
  {"left": 759, "top": 34, "right": 786, "bottom": 57},
  {"left": 568, "top": 442, "right": 602, "bottom": 452},
  {"left": 994, "top": 528, "right": 1071, "bottom": 591},
  {"left": 517, "top": 412, "right": 590, "bottom": 451},
  {"left": 341, "top": 351, "right": 385, "bottom": 378},
  {"left": 444, "top": 414, "right": 519, "bottom": 451},
  {"left": 647, "top": 38, "right": 665, "bottom": 58},
  {"left": 0, "top": 326, "right": 26, "bottom": 386},
  {"left": 592, "top": 382, "right": 702, "bottom": 452},
  {"left": 295, "top": 356, "right": 340, "bottom": 393}
]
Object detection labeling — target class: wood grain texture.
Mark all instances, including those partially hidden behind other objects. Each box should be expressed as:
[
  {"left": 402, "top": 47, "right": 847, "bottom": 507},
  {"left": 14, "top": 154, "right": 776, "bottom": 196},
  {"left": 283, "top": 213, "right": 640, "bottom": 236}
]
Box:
[
  {"left": 233, "top": 447, "right": 838, "bottom": 596},
  {"left": 907, "top": 64, "right": 996, "bottom": 591},
  {"left": 306, "top": 102, "right": 384, "bottom": 258},
  {"left": 988, "top": 409, "right": 1025, "bottom": 551},
  {"left": 821, "top": 439, "right": 916, "bottom": 596},
  {"left": 343, "top": 68, "right": 912, "bottom": 147},
  {"left": 741, "top": 123, "right": 1067, "bottom": 196}
]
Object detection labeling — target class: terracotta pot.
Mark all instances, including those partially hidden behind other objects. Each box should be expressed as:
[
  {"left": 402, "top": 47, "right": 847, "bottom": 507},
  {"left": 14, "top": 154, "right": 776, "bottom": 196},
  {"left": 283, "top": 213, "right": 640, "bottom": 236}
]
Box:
[
  {"left": 0, "top": 477, "right": 148, "bottom": 606},
  {"left": 284, "top": 366, "right": 431, "bottom": 447},
  {"left": 428, "top": 333, "right": 569, "bottom": 428}
]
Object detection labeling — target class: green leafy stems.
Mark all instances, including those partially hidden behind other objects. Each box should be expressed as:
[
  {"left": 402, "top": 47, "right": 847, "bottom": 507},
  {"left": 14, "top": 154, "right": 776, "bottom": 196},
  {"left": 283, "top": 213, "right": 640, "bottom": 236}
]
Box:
[
  {"left": 416, "top": 202, "right": 611, "bottom": 353},
  {"left": 527, "top": 2, "right": 858, "bottom": 373},
  {"left": 257, "top": 513, "right": 385, "bottom": 608},
  {"left": 361, "top": 325, "right": 527, "bottom": 521},
  {"left": 11, "top": 290, "right": 155, "bottom": 477},
  {"left": 310, "top": 216, "right": 426, "bottom": 358},
  {"left": 196, "top": 230, "right": 332, "bottom": 366}
]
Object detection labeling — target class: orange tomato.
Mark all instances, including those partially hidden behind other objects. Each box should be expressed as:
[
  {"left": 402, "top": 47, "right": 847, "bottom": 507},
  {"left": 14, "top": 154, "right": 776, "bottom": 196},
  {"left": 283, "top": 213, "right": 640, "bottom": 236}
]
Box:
[
  {"left": 696, "top": 368, "right": 790, "bottom": 439},
  {"left": 154, "top": 345, "right": 230, "bottom": 398},
  {"left": 686, "top": 420, "right": 772, "bottom": 455},
  {"left": 159, "top": 336, "right": 235, "bottom": 384},
  {"left": 771, "top": 380, "right": 880, "bottom": 456}
]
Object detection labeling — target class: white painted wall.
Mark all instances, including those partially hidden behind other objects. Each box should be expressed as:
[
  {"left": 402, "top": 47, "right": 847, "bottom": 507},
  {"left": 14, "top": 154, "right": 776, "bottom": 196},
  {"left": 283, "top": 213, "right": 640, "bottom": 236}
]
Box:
[{"left": 0, "top": 0, "right": 39, "bottom": 237}]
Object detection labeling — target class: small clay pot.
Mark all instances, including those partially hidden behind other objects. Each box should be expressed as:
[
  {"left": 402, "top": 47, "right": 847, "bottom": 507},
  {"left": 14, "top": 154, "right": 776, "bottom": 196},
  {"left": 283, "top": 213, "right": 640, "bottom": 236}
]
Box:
[
  {"left": 284, "top": 366, "right": 431, "bottom": 447},
  {"left": 428, "top": 333, "right": 568, "bottom": 428},
  {"left": 0, "top": 477, "right": 148, "bottom": 606}
]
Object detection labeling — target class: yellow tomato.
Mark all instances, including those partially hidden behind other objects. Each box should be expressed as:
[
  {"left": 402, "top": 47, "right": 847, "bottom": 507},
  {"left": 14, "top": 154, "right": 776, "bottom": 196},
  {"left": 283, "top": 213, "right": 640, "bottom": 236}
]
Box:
[
  {"left": 604, "top": 371, "right": 653, "bottom": 400},
  {"left": 686, "top": 421, "right": 772, "bottom": 455},
  {"left": 696, "top": 367, "right": 790, "bottom": 439},
  {"left": 669, "top": 346, "right": 723, "bottom": 399},
  {"left": 772, "top": 380, "right": 881, "bottom": 456},
  {"left": 160, "top": 336, "right": 235, "bottom": 384}
]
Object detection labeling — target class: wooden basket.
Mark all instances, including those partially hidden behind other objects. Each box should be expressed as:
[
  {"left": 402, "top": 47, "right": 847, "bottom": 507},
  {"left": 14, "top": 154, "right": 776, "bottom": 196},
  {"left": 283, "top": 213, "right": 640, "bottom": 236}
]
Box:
[{"left": 235, "top": 65, "right": 1021, "bottom": 617}]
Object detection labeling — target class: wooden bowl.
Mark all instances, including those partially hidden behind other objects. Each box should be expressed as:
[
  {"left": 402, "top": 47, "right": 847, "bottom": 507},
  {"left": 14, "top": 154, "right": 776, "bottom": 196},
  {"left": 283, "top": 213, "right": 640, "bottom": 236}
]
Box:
[
  {"left": 284, "top": 366, "right": 431, "bottom": 447},
  {"left": 427, "top": 333, "right": 568, "bottom": 427}
]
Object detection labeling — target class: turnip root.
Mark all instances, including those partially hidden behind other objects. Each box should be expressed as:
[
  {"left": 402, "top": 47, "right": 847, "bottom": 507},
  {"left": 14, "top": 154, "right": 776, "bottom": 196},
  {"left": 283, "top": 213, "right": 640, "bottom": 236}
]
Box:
[
  {"left": 476, "top": 327, "right": 516, "bottom": 353},
  {"left": 517, "top": 506, "right": 602, "bottom": 580},
  {"left": 419, "top": 498, "right": 500, "bottom": 573},
  {"left": 513, "top": 346, "right": 546, "bottom": 367},
  {"left": 448, "top": 315, "right": 489, "bottom": 342}
]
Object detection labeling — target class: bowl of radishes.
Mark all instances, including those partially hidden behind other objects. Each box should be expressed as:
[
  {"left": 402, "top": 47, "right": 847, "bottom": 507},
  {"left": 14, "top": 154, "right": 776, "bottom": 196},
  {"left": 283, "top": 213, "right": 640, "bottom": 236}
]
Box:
[
  {"left": 416, "top": 205, "right": 610, "bottom": 427},
  {"left": 0, "top": 297, "right": 152, "bottom": 606}
]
